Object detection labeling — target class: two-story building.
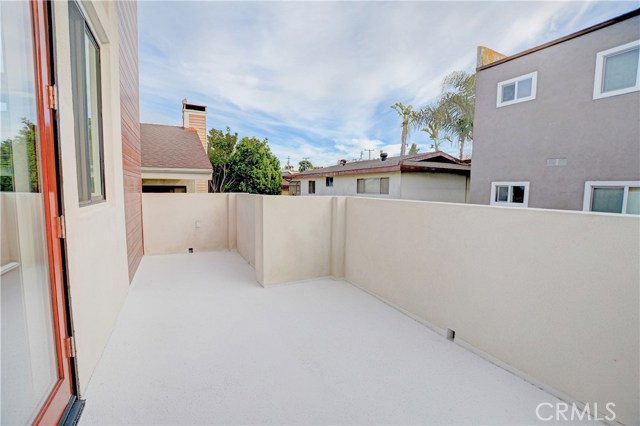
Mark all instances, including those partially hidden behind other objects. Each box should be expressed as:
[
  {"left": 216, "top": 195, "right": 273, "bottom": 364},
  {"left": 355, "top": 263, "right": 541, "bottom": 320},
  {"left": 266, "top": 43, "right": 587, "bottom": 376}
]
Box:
[{"left": 470, "top": 9, "right": 640, "bottom": 214}]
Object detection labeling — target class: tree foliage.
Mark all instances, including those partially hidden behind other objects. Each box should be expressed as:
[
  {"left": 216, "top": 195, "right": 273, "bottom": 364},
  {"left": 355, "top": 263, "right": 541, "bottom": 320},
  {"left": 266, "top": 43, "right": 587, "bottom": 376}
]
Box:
[
  {"left": 227, "top": 136, "right": 281, "bottom": 195},
  {"left": 413, "top": 101, "right": 448, "bottom": 152},
  {"left": 1, "top": 118, "right": 39, "bottom": 192},
  {"left": 408, "top": 70, "right": 475, "bottom": 159},
  {"left": 207, "top": 127, "right": 238, "bottom": 192},
  {"left": 440, "top": 71, "right": 475, "bottom": 159},
  {"left": 283, "top": 157, "right": 294, "bottom": 171},
  {"left": 298, "top": 159, "right": 313, "bottom": 172},
  {"left": 390, "top": 102, "right": 415, "bottom": 156},
  {"left": 408, "top": 143, "right": 420, "bottom": 155},
  {"left": 207, "top": 127, "right": 281, "bottom": 194}
]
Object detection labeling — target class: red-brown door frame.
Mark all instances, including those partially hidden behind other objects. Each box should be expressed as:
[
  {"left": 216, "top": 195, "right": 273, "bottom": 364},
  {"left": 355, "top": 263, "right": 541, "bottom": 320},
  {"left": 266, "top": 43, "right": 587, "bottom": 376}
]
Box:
[{"left": 30, "top": 0, "right": 75, "bottom": 424}]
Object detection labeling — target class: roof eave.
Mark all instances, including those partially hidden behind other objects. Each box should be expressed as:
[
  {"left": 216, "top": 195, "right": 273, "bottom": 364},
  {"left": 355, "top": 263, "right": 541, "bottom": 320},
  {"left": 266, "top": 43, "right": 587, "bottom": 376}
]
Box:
[{"left": 477, "top": 8, "right": 640, "bottom": 72}]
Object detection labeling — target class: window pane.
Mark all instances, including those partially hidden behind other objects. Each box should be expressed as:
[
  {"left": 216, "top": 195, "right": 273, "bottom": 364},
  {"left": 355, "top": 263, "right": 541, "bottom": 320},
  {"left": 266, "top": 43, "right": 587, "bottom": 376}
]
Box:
[
  {"left": 591, "top": 187, "right": 624, "bottom": 213},
  {"left": 380, "top": 177, "right": 389, "bottom": 194},
  {"left": 357, "top": 179, "right": 364, "bottom": 193},
  {"left": 289, "top": 181, "right": 300, "bottom": 195},
  {"left": 85, "top": 33, "right": 102, "bottom": 199},
  {"left": 69, "top": 1, "right": 104, "bottom": 205},
  {"left": 1, "top": 2, "right": 40, "bottom": 194},
  {"left": 501, "top": 83, "right": 515, "bottom": 102},
  {"left": 364, "top": 178, "right": 381, "bottom": 194},
  {"left": 511, "top": 186, "right": 525, "bottom": 203},
  {"left": 517, "top": 78, "right": 532, "bottom": 99},
  {"left": 496, "top": 186, "right": 508, "bottom": 202},
  {"left": 626, "top": 187, "right": 640, "bottom": 215},
  {"left": 603, "top": 47, "right": 639, "bottom": 92}
]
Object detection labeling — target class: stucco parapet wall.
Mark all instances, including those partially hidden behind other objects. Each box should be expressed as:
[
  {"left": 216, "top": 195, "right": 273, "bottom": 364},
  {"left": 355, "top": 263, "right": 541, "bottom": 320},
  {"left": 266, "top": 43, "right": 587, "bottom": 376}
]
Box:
[{"left": 141, "top": 193, "right": 639, "bottom": 425}]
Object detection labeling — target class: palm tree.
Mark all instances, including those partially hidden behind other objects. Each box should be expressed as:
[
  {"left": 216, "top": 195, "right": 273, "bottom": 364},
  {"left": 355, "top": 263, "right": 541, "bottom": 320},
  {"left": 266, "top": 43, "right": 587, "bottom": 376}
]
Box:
[
  {"left": 414, "top": 101, "right": 448, "bottom": 152},
  {"left": 440, "top": 71, "right": 475, "bottom": 159},
  {"left": 390, "top": 102, "right": 414, "bottom": 156}
]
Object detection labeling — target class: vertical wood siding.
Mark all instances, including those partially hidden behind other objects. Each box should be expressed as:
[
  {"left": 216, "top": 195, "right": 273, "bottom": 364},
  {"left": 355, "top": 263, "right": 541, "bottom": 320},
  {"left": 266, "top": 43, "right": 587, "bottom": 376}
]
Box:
[{"left": 118, "top": 1, "right": 143, "bottom": 281}]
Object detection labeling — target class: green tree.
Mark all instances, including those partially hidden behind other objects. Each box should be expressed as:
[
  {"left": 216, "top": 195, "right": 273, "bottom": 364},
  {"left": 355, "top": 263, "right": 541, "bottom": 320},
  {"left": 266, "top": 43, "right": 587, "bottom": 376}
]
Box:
[
  {"left": 298, "top": 159, "right": 313, "bottom": 172},
  {"left": 207, "top": 127, "right": 238, "bottom": 192},
  {"left": 0, "top": 139, "right": 14, "bottom": 192},
  {"left": 440, "top": 71, "right": 475, "bottom": 159},
  {"left": 414, "top": 101, "right": 448, "bottom": 152},
  {"left": 390, "top": 102, "right": 415, "bottom": 156},
  {"left": 1, "top": 118, "right": 38, "bottom": 192},
  {"left": 408, "top": 143, "right": 419, "bottom": 155},
  {"left": 227, "top": 137, "right": 281, "bottom": 194}
]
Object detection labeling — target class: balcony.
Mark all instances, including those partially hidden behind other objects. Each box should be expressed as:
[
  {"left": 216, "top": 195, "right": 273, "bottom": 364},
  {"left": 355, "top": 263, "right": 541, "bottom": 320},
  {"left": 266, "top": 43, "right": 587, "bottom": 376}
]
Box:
[{"left": 80, "top": 194, "right": 638, "bottom": 425}]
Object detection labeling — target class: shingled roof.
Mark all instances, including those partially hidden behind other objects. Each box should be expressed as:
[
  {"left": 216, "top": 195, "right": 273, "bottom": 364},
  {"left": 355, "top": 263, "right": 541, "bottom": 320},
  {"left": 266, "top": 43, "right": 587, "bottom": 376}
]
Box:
[
  {"left": 140, "top": 123, "right": 212, "bottom": 171},
  {"left": 292, "top": 151, "right": 470, "bottom": 178}
]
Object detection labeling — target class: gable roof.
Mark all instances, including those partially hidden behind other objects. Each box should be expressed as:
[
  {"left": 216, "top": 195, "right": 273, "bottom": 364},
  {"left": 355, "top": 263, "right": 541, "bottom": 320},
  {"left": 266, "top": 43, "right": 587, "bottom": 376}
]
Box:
[
  {"left": 291, "top": 151, "right": 470, "bottom": 178},
  {"left": 140, "top": 123, "right": 212, "bottom": 171}
]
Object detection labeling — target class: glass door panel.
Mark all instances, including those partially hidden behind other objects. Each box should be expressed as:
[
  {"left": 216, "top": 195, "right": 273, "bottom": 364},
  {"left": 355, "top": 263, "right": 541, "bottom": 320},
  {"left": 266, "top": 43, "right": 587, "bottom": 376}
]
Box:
[{"left": 1, "top": 1, "right": 59, "bottom": 424}]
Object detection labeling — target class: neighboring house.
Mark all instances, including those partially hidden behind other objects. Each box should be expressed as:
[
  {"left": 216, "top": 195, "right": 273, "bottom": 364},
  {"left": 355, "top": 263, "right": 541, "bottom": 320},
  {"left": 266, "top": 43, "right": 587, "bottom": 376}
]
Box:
[
  {"left": 281, "top": 170, "right": 295, "bottom": 195},
  {"left": 140, "top": 100, "right": 212, "bottom": 193},
  {"left": 470, "top": 9, "right": 640, "bottom": 214},
  {"left": 291, "top": 152, "right": 470, "bottom": 202}
]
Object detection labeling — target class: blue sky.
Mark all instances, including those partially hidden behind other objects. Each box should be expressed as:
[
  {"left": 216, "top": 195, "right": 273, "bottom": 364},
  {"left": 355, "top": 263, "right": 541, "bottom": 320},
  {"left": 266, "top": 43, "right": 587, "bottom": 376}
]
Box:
[{"left": 138, "top": 1, "right": 639, "bottom": 167}]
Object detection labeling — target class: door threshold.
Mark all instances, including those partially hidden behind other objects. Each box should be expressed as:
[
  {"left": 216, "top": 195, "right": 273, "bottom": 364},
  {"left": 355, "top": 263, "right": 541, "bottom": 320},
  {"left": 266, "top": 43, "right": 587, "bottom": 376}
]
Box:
[{"left": 59, "top": 396, "right": 85, "bottom": 426}]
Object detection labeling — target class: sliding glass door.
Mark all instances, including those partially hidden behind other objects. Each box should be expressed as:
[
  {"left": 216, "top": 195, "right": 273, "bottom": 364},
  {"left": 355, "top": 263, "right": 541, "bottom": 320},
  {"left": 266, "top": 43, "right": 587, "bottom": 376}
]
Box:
[{"left": 1, "top": 1, "right": 74, "bottom": 424}]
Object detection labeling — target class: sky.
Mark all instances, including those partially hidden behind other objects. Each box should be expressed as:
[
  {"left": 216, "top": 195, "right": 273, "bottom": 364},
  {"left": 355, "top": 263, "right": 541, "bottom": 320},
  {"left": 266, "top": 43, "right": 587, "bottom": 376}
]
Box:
[{"left": 138, "top": 1, "right": 639, "bottom": 167}]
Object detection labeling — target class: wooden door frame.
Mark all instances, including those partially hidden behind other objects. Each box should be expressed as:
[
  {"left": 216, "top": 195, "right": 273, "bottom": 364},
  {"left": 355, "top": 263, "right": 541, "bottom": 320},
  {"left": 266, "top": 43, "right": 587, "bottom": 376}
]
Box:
[{"left": 30, "top": 0, "right": 76, "bottom": 424}]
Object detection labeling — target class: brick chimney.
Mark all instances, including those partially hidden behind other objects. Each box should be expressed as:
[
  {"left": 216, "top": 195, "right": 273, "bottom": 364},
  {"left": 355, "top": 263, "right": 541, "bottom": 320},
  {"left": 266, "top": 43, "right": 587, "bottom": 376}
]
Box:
[{"left": 182, "top": 98, "right": 207, "bottom": 150}]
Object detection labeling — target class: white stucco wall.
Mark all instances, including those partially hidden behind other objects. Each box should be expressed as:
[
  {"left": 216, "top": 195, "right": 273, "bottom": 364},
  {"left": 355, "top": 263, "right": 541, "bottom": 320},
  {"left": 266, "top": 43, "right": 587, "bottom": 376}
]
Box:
[
  {"left": 235, "top": 193, "right": 256, "bottom": 267},
  {"left": 139, "top": 193, "right": 639, "bottom": 424},
  {"left": 142, "top": 194, "right": 229, "bottom": 255},
  {"left": 297, "top": 172, "right": 401, "bottom": 198},
  {"left": 297, "top": 171, "right": 468, "bottom": 202},
  {"left": 258, "top": 196, "right": 333, "bottom": 286},
  {"left": 343, "top": 198, "right": 639, "bottom": 425},
  {"left": 400, "top": 173, "right": 468, "bottom": 203},
  {"left": 53, "top": 0, "right": 131, "bottom": 394}
]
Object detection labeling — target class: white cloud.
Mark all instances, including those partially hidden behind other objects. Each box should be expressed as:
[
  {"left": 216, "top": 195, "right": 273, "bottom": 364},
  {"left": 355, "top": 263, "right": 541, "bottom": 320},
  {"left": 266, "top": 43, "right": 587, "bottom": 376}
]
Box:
[{"left": 138, "top": 1, "right": 638, "bottom": 166}]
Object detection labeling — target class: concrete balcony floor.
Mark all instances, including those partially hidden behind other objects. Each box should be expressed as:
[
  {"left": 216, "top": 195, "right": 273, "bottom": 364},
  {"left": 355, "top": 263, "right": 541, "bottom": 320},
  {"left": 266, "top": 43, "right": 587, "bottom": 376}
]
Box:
[{"left": 79, "top": 251, "right": 598, "bottom": 425}]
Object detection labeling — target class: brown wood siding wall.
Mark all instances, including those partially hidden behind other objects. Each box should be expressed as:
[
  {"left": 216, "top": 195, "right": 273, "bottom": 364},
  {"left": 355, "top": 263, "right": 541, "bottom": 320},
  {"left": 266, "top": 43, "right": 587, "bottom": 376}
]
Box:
[{"left": 118, "top": 1, "right": 143, "bottom": 281}]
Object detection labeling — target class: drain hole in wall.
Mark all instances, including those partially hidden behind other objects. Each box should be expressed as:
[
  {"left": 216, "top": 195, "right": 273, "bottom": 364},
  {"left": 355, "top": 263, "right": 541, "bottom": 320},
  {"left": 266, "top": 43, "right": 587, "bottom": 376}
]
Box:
[
  {"left": 446, "top": 328, "right": 455, "bottom": 341},
  {"left": 188, "top": 248, "right": 193, "bottom": 253}
]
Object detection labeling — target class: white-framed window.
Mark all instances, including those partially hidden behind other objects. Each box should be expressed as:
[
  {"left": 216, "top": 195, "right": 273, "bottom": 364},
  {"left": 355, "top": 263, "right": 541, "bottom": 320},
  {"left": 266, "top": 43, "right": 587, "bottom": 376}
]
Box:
[
  {"left": 583, "top": 181, "right": 640, "bottom": 215},
  {"left": 593, "top": 40, "right": 640, "bottom": 100},
  {"left": 357, "top": 177, "right": 389, "bottom": 195},
  {"left": 308, "top": 180, "right": 316, "bottom": 194},
  {"left": 496, "top": 72, "right": 537, "bottom": 107},
  {"left": 289, "top": 181, "right": 300, "bottom": 196},
  {"left": 69, "top": 0, "right": 105, "bottom": 205},
  {"left": 490, "top": 182, "right": 530, "bottom": 207}
]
